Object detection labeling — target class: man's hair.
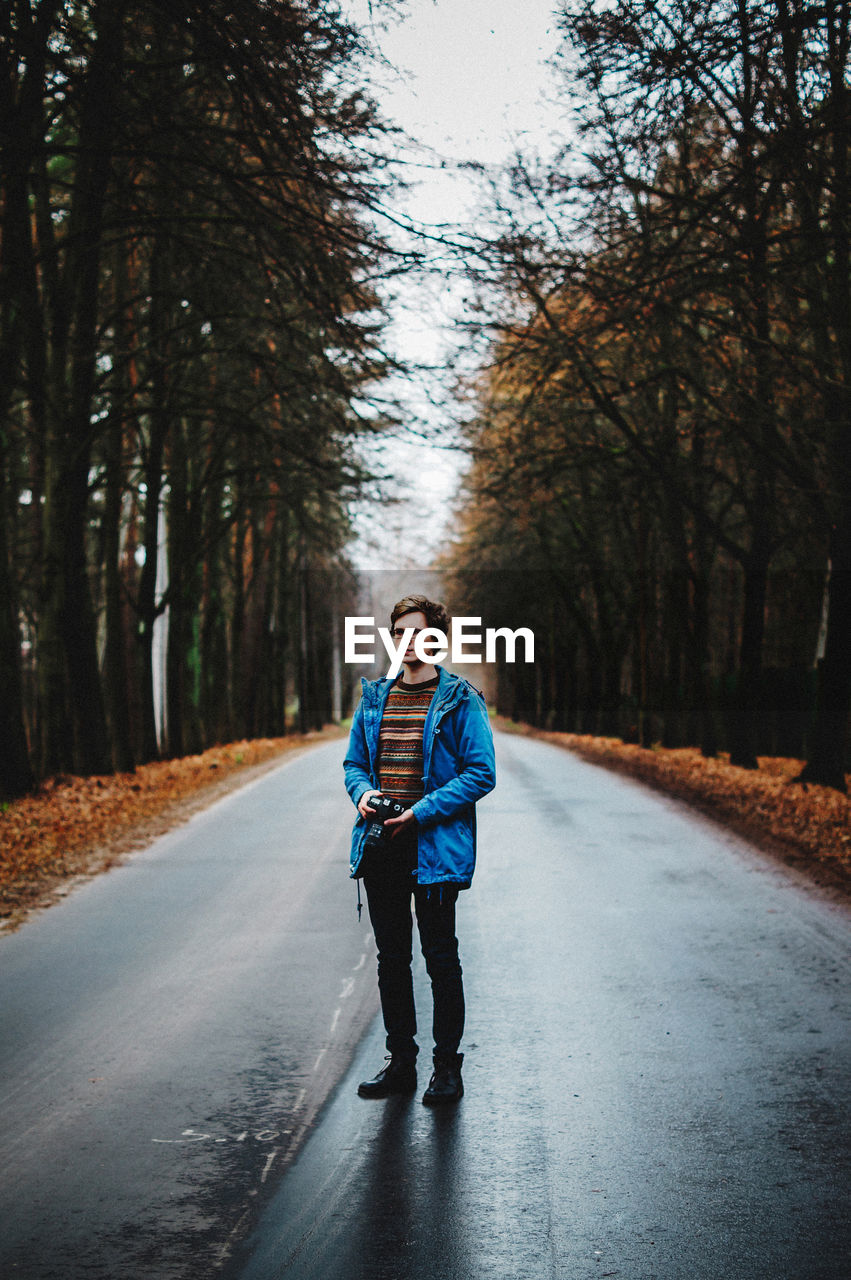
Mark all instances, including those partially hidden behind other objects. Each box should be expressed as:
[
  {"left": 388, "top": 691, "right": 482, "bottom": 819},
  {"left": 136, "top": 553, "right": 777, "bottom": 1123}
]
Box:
[{"left": 390, "top": 594, "right": 449, "bottom": 634}]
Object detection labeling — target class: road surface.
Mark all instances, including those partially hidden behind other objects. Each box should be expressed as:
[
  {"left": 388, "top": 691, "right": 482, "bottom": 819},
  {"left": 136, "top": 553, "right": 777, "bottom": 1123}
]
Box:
[
  {"left": 0, "top": 740, "right": 376, "bottom": 1277},
  {"left": 1, "top": 731, "right": 849, "bottom": 1278}
]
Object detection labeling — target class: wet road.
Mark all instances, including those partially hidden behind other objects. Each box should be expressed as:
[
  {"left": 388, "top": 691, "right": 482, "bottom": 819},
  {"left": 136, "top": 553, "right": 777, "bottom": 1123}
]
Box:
[
  {"left": 225, "top": 733, "right": 851, "bottom": 1280},
  {"left": 0, "top": 740, "right": 377, "bottom": 1277},
  {"left": 1, "top": 732, "right": 850, "bottom": 1279}
]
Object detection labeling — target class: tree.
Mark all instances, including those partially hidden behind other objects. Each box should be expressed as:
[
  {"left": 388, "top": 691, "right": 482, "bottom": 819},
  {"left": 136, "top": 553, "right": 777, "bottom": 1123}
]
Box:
[
  {"left": 446, "top": 0, "right": 847, "bottom": 781},
  {"left": 0, "top": 0, "right": 399, "bottom": 787}
]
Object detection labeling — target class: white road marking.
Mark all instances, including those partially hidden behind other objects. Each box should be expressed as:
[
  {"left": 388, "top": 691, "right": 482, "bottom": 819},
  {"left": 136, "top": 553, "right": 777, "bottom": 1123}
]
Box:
[{"left": 152, "top": 1127, "right": 283, "bottom": 1145}]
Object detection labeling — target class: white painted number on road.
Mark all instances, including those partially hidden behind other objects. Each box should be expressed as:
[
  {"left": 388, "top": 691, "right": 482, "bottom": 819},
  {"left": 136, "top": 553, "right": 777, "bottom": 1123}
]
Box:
[{"left": 152, "top": 1127, "right": 291, "bottom": 1145}]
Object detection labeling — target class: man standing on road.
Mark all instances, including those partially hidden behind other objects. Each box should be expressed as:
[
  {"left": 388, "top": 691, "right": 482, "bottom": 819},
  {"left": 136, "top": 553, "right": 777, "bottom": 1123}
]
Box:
[{"left": 344, "top": 594, "right": 496, "bottom": 1105}]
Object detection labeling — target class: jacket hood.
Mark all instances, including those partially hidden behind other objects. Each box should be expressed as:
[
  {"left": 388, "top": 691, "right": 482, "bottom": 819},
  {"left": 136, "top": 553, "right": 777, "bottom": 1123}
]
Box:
[{"left": 360, "top": 666, "right": 474, "bottom": 714}]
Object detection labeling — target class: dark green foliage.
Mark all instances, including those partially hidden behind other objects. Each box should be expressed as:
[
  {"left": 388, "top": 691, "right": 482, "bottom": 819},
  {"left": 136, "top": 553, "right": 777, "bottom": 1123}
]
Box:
[{"left": 0, "top": 0, "right": 393, "bottom": 792}]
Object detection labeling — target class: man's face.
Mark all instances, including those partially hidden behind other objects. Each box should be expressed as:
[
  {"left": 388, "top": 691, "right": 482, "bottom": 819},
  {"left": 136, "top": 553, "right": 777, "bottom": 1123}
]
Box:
[{"left": 392, "top": 610, "right": 429, "bottom": 668}]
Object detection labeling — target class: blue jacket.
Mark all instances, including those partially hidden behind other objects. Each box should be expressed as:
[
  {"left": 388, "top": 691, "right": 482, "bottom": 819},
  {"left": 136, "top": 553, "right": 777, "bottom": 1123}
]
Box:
[{"left": 343, "top": 667, "right": 496, "bottom": 886}]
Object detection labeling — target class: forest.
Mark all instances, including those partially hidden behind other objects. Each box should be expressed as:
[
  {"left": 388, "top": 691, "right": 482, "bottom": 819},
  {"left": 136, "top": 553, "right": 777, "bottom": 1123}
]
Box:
[
  {"left": 0, "top": 0, "right": 396, "bottom": 797},
  {"left": 444, "top": 0, "right": 851, "bottom": 790},
  {"left": 1, "top": 0, "right": 850, "bottom": 800}
]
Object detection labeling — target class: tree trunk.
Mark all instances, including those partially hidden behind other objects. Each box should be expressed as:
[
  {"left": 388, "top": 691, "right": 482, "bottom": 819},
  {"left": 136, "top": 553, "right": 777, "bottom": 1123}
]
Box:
[
  {"left": 200, "top": 472, "right": 229, "bottom": 745},
  {"left": 661, "top": 566, "right": 687, "bottom": 748},
  {"left": 728, "top": 540, "right": 769, "bottom": 769},
  {"left": 231, "top": 515, "right": 248, "bottom": 736},
  {"left": 135, "top": 436, "right": 166, "bottom": 763},
  {"left": 799, "top": 518, "right": 851, "bottom": 789},
  {"left": 0, "top": 458, "right": 35, "bottom": 797},
  {"left": 102, "top": 418, "right": 135, "bottom": 773},
  {"left": 690, "top": 563, "right": 718, "bottom": 758},
  {"left": 165, "top": 422, "right": 188, "bottom": 759},
  {"left": 135, "top": 218, "right": 173, "bottom": 762},
  {"left": 799, "top": 10, "right": 851, "bottom": 790},
  {"left": 0, "top": 36, "right": 43, "bottom": 795},
  {"left": 297, "top": 537, "right": 310, "bottom": 734},
  {"left": 38, "top": 0, "right": 126, "bottom": 776}
]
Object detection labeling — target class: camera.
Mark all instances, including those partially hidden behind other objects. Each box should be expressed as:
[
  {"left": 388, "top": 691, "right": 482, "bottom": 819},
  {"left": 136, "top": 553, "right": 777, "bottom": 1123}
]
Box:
[{"left": 363, "top": 793, "right": 406, "bottom": 856}]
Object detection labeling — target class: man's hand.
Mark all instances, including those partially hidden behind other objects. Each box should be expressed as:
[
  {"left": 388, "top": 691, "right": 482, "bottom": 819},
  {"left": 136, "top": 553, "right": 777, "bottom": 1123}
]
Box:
[
  {"left": 383, "top": 809, "right": 417, "bottom": 839},
  {"left": 357, "top": 789, "right": 382, "bottom": 819}
]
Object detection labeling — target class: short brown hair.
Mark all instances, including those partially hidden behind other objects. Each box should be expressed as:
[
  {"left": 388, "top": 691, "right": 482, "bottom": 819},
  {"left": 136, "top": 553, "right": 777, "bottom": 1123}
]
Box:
[{"left": 390, "top": 594, "right": 449, "bottom": 634}]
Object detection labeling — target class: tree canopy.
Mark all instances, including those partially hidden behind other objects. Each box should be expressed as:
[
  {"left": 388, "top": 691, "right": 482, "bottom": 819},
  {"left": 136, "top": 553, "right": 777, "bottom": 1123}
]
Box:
[
  {"left": 0, "top": 0, "right": 399, "bottom": 794},
  {"left": 444, "top": 0, "right": 851, "bottom": 787}
]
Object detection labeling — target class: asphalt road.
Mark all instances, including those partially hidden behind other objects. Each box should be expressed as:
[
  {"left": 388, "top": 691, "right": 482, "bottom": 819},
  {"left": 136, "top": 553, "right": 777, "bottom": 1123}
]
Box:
[
  {"left": 1, "top": 731, "right": 850, "bottom": 1279},
  {"left": 0, "top": 739, "right": 377, "bottom": 1278}
]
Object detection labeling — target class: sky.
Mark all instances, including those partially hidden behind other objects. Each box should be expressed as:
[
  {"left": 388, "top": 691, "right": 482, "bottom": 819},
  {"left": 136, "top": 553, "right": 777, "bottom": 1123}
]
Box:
[{"left": 340, "top": 0, "right": 565, "bottom": 570}]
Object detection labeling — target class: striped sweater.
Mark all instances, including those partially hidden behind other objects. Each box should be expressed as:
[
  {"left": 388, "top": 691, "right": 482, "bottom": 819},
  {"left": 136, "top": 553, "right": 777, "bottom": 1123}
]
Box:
[{"left": 377, "top": 674, "right": 440, "bottom": 806}]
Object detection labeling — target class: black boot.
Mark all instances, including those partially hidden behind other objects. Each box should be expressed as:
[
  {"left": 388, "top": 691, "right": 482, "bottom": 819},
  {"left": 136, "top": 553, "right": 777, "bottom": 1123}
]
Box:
[
  {"left": 422, "top": 1053, "right": 463, "bottom": 1105},
  {"left": 357, "top": 1055, "right": 417, "bottom": 1099}
]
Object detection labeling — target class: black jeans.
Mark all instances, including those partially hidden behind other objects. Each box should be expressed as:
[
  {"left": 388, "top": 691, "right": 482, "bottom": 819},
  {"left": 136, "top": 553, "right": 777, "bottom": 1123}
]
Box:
[{"left": 363, "top": 870, "right": 464, "bottom": 1063}]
